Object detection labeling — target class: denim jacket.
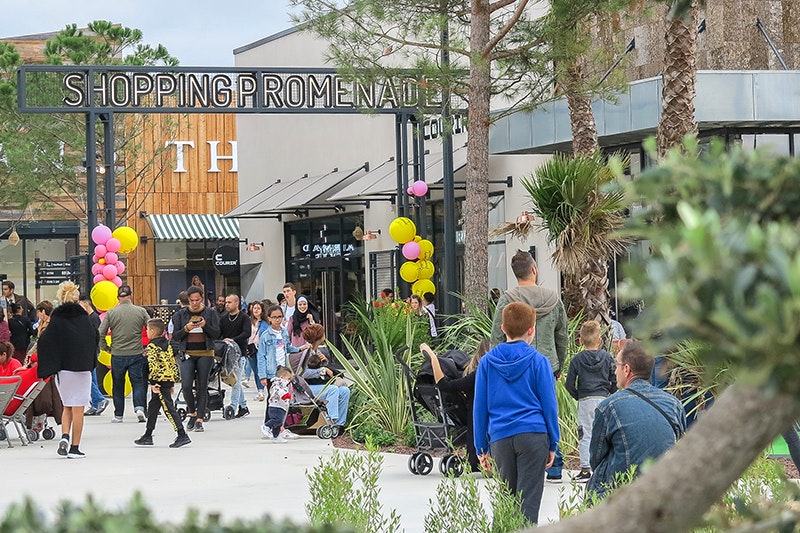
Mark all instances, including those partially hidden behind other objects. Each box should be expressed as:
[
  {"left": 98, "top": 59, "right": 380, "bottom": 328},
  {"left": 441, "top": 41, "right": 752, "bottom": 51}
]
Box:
[
  {"left": 256, "top": 325, "right": 299, "bottom": 380},
  {"left": 588, "top": 379, "right": 687, "bottom": 498}
]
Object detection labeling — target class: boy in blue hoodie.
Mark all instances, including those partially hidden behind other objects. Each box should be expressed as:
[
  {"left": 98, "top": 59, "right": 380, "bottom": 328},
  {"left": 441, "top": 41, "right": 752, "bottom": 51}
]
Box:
[{"left": 474, "top": 302, "right": 559, "bottom": 525}]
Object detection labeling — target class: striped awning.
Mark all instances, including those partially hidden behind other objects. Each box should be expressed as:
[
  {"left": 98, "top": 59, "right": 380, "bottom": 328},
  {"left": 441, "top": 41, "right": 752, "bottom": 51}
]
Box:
[{"left": 146, "top": 214, "right": 239, "bottom": 241}]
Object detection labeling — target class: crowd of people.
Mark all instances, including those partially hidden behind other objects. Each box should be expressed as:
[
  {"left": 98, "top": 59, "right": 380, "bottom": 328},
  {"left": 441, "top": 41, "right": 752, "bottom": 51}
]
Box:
[
  {"left": 0, "top": 278, "right": 349, "bottom": 454},
  {"left": 0, "top": 260, "right": 702, "bottom": 521}
]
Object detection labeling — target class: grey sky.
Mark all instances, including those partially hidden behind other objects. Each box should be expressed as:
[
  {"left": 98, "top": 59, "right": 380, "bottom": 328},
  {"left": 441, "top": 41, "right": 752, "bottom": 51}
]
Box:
[{"left": 1, "top": 0, "right": 298, "bottom": 66}]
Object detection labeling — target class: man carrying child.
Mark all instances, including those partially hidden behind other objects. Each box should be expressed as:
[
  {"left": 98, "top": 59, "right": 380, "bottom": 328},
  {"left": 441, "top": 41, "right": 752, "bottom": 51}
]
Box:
[
  {"left": 261, "top": 365, "right": 294, "bottom": 444},
  {"left": 134, "top": 319, "right": 191, "bottom": 448},
  {"left": 564, "top": 320, "right": 616, "bottom": 482}
]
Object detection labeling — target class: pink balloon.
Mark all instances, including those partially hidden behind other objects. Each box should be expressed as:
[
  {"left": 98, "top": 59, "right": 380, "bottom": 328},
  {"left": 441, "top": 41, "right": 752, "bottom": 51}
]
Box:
[
  {"left": 91, "top": 263, "right": 103, "bottom": 275},
  {"left": 112, "top": 276, "right": 123, "bottom": 287},
  {"left": 92, "top": 255, "right": 99, "bottom": 264},
  {"left": 94, "top": 244, "right": 107, "bottom": 258},
  {"left": 93, "top": 273, "right": 105, "bottom": 284},
  {"left": 91, "top": 225, "right": 112, "bottom": 245},
  {"left": 116, "top": 262, "right": 126, "bottom": 275},
  {"left": 105, "top": 238, "right": 121, "bottom": 253},
  {"left": 98, "top": 312, "right": 106, "bottom": 322},
  {"left": 105, "top": 252, "right": 118, "bottom": 265},
  {"left": 402, "top": 241, "right": 421, "bottom": 260},
  {"left": 407, "top": 186, "right": 414, "bottom": 195},
  {"left": 412, "top": 180, "right": 428, "bottom": 197},
  {"left": 103, "top": 264, "right": 118, "bottom": 280}
]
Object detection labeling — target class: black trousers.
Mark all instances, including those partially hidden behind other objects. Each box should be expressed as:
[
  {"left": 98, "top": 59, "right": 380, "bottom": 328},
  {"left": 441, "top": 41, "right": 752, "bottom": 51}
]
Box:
[
  {"left": 180, "top": 356, "right": 213, "bottom": 417},
  {"left": 490, "top": 432, "right": 550, "bottom": 524},
  {"left": 145, "top": 381, "right": 186, "bottom": 436}
]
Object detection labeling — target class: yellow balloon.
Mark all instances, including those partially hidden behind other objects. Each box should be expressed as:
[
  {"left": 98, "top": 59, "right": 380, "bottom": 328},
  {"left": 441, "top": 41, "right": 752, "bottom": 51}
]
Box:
[
  {"left": 105, "top": 335, "right": 112, "bottom": 347},
  {"left": 98, "top": 350, "right": 112, "bottom": 367},
  {"left": 412, "top": 279, "right": 435, "bottom": 296},
  {"left": 112, "top": 226, "right": 139, "bottom": 254},
  {"left": 413, "top": 235, "right": 422, "bottom": 243},
  {"left": 399, "top": 261, "right": 419, "bottom": 283},
  {"left": 103, "top": 371, "right": 133, "bottom": 396},
  {"left": 91, "top": 280, "right": 118, "bottom": 312},
  {"left": 418, "top": 239, "right": 434, "bottom": 260},
  {"left": 388, "top": 217, "right": 416, "bottom": 244},
  {"left": 417, "top": 260, "right": 435, "bottom": 280}
]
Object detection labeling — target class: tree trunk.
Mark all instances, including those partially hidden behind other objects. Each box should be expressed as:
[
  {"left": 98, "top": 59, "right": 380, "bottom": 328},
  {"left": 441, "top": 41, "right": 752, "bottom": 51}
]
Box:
[
  {"left": 565, "top": 57, "right": 599, "bottom": 157},
  {"left": 657, "top": 1, "right": 698, "bottom": 156},
  {"left": 532, "top": 383, "right": 800, "bottom": 533},
  {"left": 464, "top": 0, "right": 491, "bottom": 312}
]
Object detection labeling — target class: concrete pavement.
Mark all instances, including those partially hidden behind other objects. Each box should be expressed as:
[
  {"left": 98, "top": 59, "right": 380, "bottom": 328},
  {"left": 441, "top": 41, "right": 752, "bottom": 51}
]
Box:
[{"left": 1, "top": 394, "right": 578, "bottom": 531}]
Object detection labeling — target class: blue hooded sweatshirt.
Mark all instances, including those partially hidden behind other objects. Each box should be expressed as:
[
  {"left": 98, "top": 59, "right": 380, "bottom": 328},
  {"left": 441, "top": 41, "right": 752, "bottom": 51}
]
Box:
[{"left": 473, "top": 340, "right": 560, "bottom": 455}]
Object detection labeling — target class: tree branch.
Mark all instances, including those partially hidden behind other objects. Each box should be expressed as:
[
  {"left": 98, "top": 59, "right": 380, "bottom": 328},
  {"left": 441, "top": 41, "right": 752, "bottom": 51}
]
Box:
[{"left": 485, "top": 0, "right": 530, "bottom": 55}]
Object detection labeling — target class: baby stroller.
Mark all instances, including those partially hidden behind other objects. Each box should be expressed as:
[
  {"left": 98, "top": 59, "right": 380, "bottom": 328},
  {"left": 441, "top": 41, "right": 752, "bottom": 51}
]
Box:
[
  {"left": 396, "top": 347, "right": 470, "bottom": 477},
  {"left": 1, "top": 375, "right": 48, "bottom": 447},
  {"left": 284, "top": 350, "right": 340, "bottom": 439},
  {"left": 176, "top": 341, "right": 239, "bottom": 422}
]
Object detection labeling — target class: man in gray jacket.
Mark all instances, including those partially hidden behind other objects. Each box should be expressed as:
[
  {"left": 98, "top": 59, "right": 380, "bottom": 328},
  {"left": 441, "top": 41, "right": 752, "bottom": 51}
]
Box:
[
  {"left": 99, "top": 285, "right": 151, "bottom": 423},
  {"left": 491, "top": 249, "right": 569, "bottom": 481}
]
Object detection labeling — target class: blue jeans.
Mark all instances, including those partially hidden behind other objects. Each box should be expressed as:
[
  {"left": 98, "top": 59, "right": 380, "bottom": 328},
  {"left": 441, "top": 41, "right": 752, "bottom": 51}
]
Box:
[
  {"left": 308, "top": 383, "right": 350, "bottom": 425},
  {"left": 229, "top": 357, "right": 247, "bottom": 409},
  {"left": 246, "top": 355, "right": 264, "bottom": 391},
  {"left": 90, "top": 368, "right": 105, "bottom": 408},
  {"left": 545, "top": 444, "right": 563, "bottom": 478},
  {"left": 111, "top": 354, "right": 148, "bottom": 417}
]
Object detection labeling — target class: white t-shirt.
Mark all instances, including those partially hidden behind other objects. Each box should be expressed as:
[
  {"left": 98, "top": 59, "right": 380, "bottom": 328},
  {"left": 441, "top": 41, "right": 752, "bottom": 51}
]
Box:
[
  {"left": 269, "top": 327, "right": 287, "bottom": 366},
  {"left": 282, "top": 303, "right": 296, "bottom": 328}
]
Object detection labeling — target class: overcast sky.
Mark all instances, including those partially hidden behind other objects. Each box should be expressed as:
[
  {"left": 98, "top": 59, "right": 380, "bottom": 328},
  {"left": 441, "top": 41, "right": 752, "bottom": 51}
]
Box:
[{"left": 1, "top": 0, "right": 298, "bottom": 66}]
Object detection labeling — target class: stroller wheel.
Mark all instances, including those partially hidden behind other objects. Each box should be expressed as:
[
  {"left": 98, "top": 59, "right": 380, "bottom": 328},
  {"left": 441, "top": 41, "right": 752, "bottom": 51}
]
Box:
[
  {"left": 223, "top": 406, "right": 236, "bottom": 420},
  {"left": 415, "top": 452, "right": 434, "bottom": 476},
  {"left": 26, "top": 429, "right": 39, "bottom": 442},
  {"left": 42, "top": 427, "right": 56, "bottom": 440},
  {"left": 439, "top": 455, "right": 449, "bottom": 475},
  {"left": 204, "top": 409, "right": 212, "bottom": 422},
  {"left": 445, "top": 455, "right": 464, "bottom": 478},
  {"left": 408, "top": 452, "right": 420, "bottom": 475},
  {"left": 317, "top": 425, "right": 334, "bottom": 439},
  {"left": 330, "top": 425, "right": 341, "bottom": 438},
  {"left": 178, "top": 408, "right": 187, "bottom": 421}
]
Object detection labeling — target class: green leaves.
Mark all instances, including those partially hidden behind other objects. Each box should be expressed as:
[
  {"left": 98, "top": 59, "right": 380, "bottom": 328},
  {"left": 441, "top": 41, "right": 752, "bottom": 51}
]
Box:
[{"left": 622, "top": 139, "right": 800, "bottom": 394}]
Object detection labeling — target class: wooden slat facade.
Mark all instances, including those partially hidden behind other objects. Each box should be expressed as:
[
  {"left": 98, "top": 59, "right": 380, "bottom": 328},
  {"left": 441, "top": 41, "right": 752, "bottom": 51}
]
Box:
[{"left": 124, "top": 113, "right": 238, "bottom": 305}]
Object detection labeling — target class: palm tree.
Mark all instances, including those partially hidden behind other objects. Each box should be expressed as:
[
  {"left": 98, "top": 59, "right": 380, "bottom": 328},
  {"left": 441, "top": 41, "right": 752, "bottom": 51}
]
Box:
[
  {"left": 521, "top": 152, "right": 628, "bottom": 322},
  {"left": 656, "top": 0, "right": 698, "bottom": 155}
]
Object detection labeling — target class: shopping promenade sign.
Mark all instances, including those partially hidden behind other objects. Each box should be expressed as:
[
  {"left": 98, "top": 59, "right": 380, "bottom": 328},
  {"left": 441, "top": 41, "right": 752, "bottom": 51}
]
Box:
[{"left": 17, "top": 66, "right": 465, "bottom": 114}]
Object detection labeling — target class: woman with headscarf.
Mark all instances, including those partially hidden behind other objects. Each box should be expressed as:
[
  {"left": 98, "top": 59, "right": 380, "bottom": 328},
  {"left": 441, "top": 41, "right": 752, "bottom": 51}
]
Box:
[
  {"left": 36, "top": 281, "right": 98, "bottom": 459},
  {"left": 288, "top": 296, "right": 321, "bottom": 348}
]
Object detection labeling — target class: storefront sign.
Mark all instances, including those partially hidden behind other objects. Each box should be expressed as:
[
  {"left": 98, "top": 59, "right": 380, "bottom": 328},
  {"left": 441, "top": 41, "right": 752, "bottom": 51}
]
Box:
[
  {"left": 301, "top": 243, "right": 355, "bottom": 259},
  {"left": 18, "top": 66, "right": 467, "bottom": 115},
  {"left": 212, "top": 245, "right": 239, "bottom": 275}
]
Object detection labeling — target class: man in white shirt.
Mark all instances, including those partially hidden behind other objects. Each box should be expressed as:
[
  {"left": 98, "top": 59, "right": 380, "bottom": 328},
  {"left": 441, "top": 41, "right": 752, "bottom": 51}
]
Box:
[{"left": 280, "top": 282, "right": 298, "bottom": 328}]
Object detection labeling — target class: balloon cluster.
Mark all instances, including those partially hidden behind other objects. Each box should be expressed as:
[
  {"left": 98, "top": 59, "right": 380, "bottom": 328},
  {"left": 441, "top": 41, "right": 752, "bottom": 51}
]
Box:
[
  {"left": 97, "top": 335, "right": 132, "bottom": 396},
  {"left": 89, "top": 225, "right": 139, "bottom": 311},
  {"left": 388, "top": 217, "right": 436, "bottom": 296},
  {"left": 406, "top": 180, "right": 428, "bottom": 197}
]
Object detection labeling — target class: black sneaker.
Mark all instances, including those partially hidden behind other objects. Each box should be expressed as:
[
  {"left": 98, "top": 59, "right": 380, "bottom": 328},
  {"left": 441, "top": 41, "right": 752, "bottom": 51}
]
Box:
[
  {"left": 67, "top": 449, "right": 86, "bottom": 459},
  {"left": 186, "top": 416, "right": 197, "bottom": 430},
  {"left": 235, "top": 406, "right": 250, "bottom": 418},
  {"left": 193, "top": 422, "right": 204, "bottom": 432},
  {"left": 169, "top": 434, "right": 192, "bottom": 448},
  {"left": 546, "top": 474, "right": 563, "bottom": 484},
  {"left": 134, "top": 434, "right": 154, "bottom": 446},
  {"left": 573, "top": 470, "right": 592, "bottom": 483}
]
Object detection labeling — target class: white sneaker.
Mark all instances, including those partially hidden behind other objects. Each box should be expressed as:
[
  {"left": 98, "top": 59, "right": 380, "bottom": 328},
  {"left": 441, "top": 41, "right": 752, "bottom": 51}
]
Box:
[
  {"left": 281, "top": 429, "right": 299, "bottom": 440},
  {"left": 260, "top": 424, "right": 272, "bottom": 438},
  {"left": 57, "top": 437, "right": 69, "bottom": 456},
  {"left": 135, "top": 409, "right": 146, "bottom": 423},
  {"left": 256, "top": 391, "right": 265, "bottom": 401},
  {"left": 111, "top": 416, "right": 123, "bottom": 423},
  {"left": 242, "top": 379, "right": 250, "bottom": 388},
  {"left": 271, "top": 435, "right": 288, "bottom": 444}
]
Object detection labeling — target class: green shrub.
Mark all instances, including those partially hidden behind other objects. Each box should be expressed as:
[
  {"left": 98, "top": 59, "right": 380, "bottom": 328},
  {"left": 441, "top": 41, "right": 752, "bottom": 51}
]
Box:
[
  {"left": 306, "top": 449, "right": 401, "bottom": 533},
  {"left": 424, "top": 471, "right": 531, "bottom": 532},
  {"left": 0, "top": 492, "right": 351, "bottom": 532},
  {"left": 350, "top": 423, "right": 398, "bottom": 447}
]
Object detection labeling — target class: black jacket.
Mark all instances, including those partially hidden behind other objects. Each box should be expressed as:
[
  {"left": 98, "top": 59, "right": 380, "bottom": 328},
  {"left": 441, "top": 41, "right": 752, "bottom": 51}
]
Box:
[
  {"left": 37, "top": 302, "right": 99, "bottom": 378},
  {"left": 565, "top": 348, "right": 617, "bottom": 400}
]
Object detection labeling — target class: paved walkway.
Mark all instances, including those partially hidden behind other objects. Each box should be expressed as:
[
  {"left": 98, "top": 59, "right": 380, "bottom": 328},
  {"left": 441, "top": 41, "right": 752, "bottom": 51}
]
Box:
[{"left": 1, "top": 395, "right": 579, "bottom": 531}]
